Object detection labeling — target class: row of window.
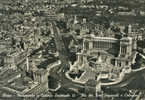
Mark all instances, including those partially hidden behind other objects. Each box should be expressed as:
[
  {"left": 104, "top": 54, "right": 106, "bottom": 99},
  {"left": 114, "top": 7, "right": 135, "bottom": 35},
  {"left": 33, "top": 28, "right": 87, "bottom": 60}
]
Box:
[{"left": 84, "top": 41, "right": 116, "bottom": 50}]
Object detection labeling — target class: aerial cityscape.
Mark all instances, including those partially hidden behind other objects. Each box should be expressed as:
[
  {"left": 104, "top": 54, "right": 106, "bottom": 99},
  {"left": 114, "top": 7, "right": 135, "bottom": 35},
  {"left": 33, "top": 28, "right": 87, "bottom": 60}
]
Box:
[{"left": 0, "top": 0, "right": 145, "bottom": 100}]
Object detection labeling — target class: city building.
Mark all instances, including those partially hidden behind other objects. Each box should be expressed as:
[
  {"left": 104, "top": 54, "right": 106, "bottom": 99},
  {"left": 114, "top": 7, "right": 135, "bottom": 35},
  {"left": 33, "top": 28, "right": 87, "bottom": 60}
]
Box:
[{"left": 73, "top": 34, "right": 137, "bottom": 75}]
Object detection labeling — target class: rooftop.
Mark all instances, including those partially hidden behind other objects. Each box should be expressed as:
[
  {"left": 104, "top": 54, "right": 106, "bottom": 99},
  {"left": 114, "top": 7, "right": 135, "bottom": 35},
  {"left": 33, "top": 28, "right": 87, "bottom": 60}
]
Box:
[{"left": 85, "top": 35, "right": 118, "bottom": 41}]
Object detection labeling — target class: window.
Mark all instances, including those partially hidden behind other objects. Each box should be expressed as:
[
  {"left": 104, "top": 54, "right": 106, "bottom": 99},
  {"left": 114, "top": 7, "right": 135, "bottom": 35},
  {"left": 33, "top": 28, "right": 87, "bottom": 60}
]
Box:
[
  {"left": 84, "top": 41, "right": 89, "bottom": 50},
  {"left": 126, "top": 61, "right": 128, "bottom": 65},
  {"left": 93, "top": 41, "right": 98, "bottom": 48}
]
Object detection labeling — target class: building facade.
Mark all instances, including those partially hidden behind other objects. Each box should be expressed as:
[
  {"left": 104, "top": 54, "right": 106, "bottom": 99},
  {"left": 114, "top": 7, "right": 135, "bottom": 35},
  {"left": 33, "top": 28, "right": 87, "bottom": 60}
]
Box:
[{"left": 75, "top": 35, "right": 136, "bottom": 72}]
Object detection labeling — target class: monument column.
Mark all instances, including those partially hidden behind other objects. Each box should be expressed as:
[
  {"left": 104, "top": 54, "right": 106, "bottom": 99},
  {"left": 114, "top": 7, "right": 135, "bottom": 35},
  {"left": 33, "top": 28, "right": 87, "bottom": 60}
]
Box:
[
  {"left": 82, "top": 55, "right": 88, "bottom": 67},
  {"left": 115, "top": 59, "right": 118, "bottom": 67},
  {"left": 89, "top": 41, "right": 93, "bottom": 49},
  {"left": 77, "top": 53, "right": 83, "bottom": 66}
]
